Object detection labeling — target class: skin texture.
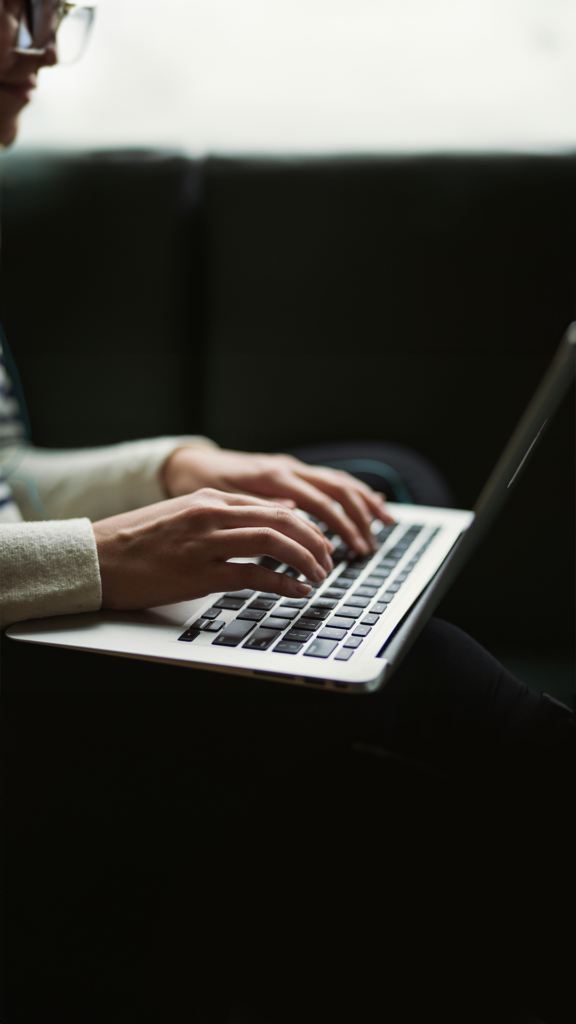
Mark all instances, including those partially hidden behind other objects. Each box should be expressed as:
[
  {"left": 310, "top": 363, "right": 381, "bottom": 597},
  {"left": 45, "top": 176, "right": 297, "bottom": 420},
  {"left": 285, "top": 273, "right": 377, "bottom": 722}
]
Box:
[
  {"left": 0, "top": 2, "right": 55, "bottom": 148},
  {"left": 92, "top": 488, "right": 335, "bottom": 610},
  {"left": 162, "top": 447, "right": 394, "bottom": 555},
  {"left": 0, "top": 3, "right": 395, "bottom": 611}
]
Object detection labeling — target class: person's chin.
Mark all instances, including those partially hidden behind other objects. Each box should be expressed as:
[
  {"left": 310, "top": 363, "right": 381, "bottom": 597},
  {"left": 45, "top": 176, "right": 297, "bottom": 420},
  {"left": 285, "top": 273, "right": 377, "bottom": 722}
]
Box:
[{"left": 0, "top": 116, "right": 20, "bottom": 148}]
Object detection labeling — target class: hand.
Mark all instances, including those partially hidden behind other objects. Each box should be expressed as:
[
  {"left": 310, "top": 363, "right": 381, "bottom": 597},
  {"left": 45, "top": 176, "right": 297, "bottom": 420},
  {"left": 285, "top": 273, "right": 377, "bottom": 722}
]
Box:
[
  {"left": 162, "top": 448, "right": 395, "bottom": 555},
  {"left": 93, "top": 488, "right": 334, "bottom": 611}
]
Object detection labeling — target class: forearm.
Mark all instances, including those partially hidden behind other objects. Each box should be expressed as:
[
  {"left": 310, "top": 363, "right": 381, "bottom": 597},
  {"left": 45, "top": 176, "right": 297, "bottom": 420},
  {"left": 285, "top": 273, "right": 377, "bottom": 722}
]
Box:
[
  {"left": 0, "top": 519, "right": 102, "bottom": 629},
  {"left": 5, "top": 436, "right": 217, "bottom": 521}
]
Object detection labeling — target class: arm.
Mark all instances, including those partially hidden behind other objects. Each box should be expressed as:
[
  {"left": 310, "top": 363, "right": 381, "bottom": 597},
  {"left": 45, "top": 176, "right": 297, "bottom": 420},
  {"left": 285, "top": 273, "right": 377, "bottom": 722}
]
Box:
[
  {"left": 6, "top": 436, "right": 217, "bottom": 522},
  {"left": 0, "top": 518, "right": 101, "bottom": 629},
  {"left": 1, "top": 489, "right": 333, "bottom": 627}
]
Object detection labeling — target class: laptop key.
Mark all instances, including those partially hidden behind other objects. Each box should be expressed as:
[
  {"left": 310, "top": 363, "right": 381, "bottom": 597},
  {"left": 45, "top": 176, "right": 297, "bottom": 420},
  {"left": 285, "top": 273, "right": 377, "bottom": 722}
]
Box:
[
  {"left": 380, "top": 592, "right": 395, "bottom": 602},
  {"left": 326, "top": 616, "right": 355, "bottom": 630},
  {"left": 237, "top": 608, "right": 267, "bottom": 622},
  {"left": 281, "top": 599, "right": 309, "bottom": 608},
  {"left": 192, "top": 618, "right": 226, "bottom": 632},
  {"left": 258, "top": 593, "right": 283, "bottom": 600},
  {"left": 268, "top": 606, "right": 298, "bottom": 619},
  {"left": 212, "top": 620, "right": 257, "bottom": 646},
  {"left": 295, "top": 618, "right": 322, "bottom": 631},
  {"left": 214, "top": 597, "right": 245, "bottom": 610},
  {"left": 285, "top": 628, "right": 316, "bottom": 642},
  {"left": 178, "top": 629, "right": 201, "bottom": 642},
  {"left": 343, "top": 596, "right": 370, "bottom": 608},
  {"left": 352, "top": 625, "right": 372, "bottom": 637},
  {"left": 259, "top": 556, "right": 282, "bottom": 571},
  {"left": 321, "top": 588, "right": 346, "bottom": 600},
  {"left": 318, "top": 627, "right": 347, "bottom": 641},
  {"left": 386, "top": 583, "right": 401, "bottom": 593},
  {"left": 302, "top": 607, "right": 330, "bottom": 620},
  {"left": 202, "top": 607, "right": 222, "bottom": 619},
  {"left": 330, "top": 577, "right": 353, "bottom": 590},
  {"left": 361, "top": 614, "right": 379, "bottom": 626},
  {"left": 338, "top": 605, "right": 362, "bottom": 618},
  {"left": 310, "top": 598, "right": 338, "bottom": 610},
  {"left": 206, "top": 620, "right": 226, "bottom": 632},
  {"left": 343, "top": 635, "right": 363, "bottom": 648},
  {"left": 304, "top": 639, "right": 338, "bottom": 659},
  {"left": 372, "top": 603, "right": 387, "bottom": 614},
  {"left": 264, "top": 616, "right": 295, "bottom": 630},
  {"left": 369, "top": 567, "right": 391, "bottom": 579},
  {"left": 364, "top": 576, "right": 385, "bottom": 588},
  {"left": 243, "top": 628, "right": 282, "bottom": 650},
  {"left": 353, "top": 586, "right": 378, "bottom": 598},
  {"left": 249, "top": 599, "right": 278, "bottom": 611},
  {"left": 224, "top": 590, "right": 255, "bottom": 600},
  {"left": 334, "top": 648, "right": 354, "bottom": 661},
  {"left": 273, "top": 640, "right": 304, "bottom": 654}
]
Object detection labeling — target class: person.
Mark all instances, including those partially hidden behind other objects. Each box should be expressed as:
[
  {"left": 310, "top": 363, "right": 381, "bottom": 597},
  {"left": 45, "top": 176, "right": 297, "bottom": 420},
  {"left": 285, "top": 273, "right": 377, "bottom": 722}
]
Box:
[
  {"left": 0, "top": 2, "right": 445, "bottom": 630},
  {"left": 0, "top": 5, "right": 573, "bottom": 1024}
]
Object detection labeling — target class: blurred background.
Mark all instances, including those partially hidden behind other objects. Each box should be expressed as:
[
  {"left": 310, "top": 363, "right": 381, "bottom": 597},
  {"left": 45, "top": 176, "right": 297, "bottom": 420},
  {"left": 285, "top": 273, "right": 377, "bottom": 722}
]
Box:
[
  {"left": 1, "top": 0, "right": 575, "bottom": 701},
  {"left": 13, "top": 0, "right": 576, "bottom": 154}
]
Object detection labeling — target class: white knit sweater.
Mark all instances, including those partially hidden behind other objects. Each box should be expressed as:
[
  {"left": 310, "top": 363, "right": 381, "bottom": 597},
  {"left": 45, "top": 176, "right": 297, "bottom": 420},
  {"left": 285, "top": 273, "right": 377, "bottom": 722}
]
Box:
[{"left": 0, "top": 435, "right": 216, "bottom": 629}]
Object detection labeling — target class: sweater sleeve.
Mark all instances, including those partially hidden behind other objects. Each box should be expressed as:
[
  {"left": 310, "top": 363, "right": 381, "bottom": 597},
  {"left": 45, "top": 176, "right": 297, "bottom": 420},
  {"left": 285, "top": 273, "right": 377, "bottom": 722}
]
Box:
[
  {"left": 0, "top": 518, "right": 102, "bottom": 629},
  {"left": 5, "top": 435, "right": 218, "bottom": 522}
]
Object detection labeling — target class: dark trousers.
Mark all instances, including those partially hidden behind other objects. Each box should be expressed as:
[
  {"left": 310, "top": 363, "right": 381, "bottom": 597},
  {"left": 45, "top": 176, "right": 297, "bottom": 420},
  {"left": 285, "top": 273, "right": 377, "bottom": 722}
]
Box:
[{"left": 1, "top": 443, "right": 573, "bottom": 1023}]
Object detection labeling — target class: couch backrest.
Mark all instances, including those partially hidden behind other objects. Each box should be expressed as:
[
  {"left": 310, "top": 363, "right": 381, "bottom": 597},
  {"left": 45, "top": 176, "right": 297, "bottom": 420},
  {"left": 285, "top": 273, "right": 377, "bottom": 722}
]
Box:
[{"left": 1, "top": 149, "right": 574, "bottom": 652}]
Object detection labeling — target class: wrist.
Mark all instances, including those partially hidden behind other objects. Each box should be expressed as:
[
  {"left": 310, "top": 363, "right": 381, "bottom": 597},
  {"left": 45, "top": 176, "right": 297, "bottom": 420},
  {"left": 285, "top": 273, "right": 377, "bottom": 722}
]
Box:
[{"left": 161, "top": 446, "right": 201, "bottom": 498}]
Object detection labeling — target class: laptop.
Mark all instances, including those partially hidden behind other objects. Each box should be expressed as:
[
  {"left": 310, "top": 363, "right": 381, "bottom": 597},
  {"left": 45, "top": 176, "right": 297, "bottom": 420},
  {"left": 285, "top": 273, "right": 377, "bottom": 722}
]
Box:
[{"left": 7, "top": 323, "right": 576, "bottom": 693}]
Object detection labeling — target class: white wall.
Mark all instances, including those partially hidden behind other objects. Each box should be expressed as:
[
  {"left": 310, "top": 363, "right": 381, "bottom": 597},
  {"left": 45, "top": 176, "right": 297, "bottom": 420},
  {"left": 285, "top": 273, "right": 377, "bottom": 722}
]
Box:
[{"left": 14, "top": 0, "right": 576, "bottom": 154}]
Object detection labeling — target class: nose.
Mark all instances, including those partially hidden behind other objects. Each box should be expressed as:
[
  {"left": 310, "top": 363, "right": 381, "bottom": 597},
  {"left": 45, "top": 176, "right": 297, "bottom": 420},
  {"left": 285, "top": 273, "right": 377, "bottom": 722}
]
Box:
[
  {"left": 26, "top": 41, "right": 58, "bottom": 69},
  {"left": 40, "top": 42, "right": 58, "bottom": 67}
]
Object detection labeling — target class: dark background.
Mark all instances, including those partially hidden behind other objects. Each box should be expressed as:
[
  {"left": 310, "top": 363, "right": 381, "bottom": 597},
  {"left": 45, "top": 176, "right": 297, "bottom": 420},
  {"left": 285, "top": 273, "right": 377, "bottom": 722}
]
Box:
[
  {"left": 1, "top": 149, "right": 574, "bottom": 1024},
  {"left": 0, "top": 148, "right": 574, "bottom": 657}
]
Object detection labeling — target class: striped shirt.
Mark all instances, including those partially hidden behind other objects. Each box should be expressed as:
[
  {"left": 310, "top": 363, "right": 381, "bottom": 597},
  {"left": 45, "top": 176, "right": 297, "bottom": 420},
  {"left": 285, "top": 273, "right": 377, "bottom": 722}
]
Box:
[{"left": 0, "top": 331, "right": 27, "bottom": 522}]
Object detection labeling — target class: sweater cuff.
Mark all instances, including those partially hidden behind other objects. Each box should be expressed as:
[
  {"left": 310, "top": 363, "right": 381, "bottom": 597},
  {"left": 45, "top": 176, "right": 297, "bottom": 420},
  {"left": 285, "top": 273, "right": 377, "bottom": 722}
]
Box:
[{"left": 0, "top": 519, "right": 101, "bottom": 629}]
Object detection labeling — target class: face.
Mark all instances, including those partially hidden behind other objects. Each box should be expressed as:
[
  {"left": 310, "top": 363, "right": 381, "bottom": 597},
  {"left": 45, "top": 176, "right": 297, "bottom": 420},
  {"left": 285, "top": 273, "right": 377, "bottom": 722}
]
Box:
[{"left": 0, "top": 1, "right": 56, "bottom": 148}]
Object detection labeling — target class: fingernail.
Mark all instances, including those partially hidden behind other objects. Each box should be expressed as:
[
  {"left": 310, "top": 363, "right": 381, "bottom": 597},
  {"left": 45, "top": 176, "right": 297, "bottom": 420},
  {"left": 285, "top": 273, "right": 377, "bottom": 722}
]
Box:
[
  {"left": 315, "top": 566, "right": 327, "bottom": 581},
  {"left": 295, "top": 581, "right": 312, "bottom": 594},
  {"left": 357, "top": 538, "right": 370, "bottom": 554}
]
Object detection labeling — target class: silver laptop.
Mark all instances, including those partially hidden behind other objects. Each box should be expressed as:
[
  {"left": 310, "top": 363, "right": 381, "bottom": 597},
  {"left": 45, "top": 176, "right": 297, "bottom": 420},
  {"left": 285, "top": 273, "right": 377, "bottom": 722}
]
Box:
[{"left": 7, "top": 323, "right": 576, "bottom": 693}]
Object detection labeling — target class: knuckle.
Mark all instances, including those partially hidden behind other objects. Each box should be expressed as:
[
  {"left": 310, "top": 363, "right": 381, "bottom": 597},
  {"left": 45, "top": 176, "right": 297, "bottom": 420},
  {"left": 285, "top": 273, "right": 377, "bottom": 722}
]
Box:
[
  {"left": 255, "top": 526, "right": 274, "bottom": 546},
  {"left": 273, "top": 506, "right": 292, "bottom": 527}
]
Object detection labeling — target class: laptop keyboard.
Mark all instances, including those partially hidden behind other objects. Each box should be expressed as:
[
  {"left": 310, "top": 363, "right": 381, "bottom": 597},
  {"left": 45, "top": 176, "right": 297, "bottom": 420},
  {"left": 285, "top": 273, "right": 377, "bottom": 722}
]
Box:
[{"left": 178, "top": 522, "right": 439, "bottom": 661}]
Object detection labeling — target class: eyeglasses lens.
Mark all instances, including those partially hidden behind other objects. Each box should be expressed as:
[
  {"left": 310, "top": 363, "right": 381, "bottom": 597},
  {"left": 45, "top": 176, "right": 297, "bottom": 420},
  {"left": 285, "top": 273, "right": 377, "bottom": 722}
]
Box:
[{"left": 16, "top": 2, "right": 95, "bottom": 64}]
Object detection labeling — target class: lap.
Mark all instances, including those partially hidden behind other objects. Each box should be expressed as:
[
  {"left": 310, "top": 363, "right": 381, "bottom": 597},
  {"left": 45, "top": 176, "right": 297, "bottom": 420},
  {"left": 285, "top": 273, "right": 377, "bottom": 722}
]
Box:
[{"left": 3, "top": 620, "right": 573, "bottom": 1021}]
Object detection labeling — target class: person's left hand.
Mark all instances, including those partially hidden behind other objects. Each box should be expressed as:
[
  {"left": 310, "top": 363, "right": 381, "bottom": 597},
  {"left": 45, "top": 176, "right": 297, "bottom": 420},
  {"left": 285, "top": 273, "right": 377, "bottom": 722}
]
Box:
[{"left": 162, "top": 447, "right": 395, "bottom": 555}]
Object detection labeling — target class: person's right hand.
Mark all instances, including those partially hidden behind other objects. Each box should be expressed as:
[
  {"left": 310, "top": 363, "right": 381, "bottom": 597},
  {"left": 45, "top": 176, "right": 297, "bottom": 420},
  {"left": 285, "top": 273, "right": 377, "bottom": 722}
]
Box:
[{"left": 92, "top": 488, "right": 334, "bottom": 611}]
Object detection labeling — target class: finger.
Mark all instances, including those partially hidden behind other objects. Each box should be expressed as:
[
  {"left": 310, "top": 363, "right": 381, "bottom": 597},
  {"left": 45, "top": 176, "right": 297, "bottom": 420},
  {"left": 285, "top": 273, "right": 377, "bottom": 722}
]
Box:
[
  {"left": 301, "top": 472, "right": 376, "bottom": 549},
  {"left": 278, "top": 456, "right": 394, "bottom": 523},
  {"left": 298, "top": 467, "right": 395, "bottom": 529},
  {"left": 212, "top": 527, "right": 329, "bottom": 584},
  {"left": 208, "top": 561, "right": 312, "bottom": 599},
  {"left": 212, "top": 505, "right": 333, "bottom": 572},
  {"left": 261, "top": 474, "right": 373, "bottom": 555},
  {"left": 206, "top": 495, "right": 330, "bottom": 552}
]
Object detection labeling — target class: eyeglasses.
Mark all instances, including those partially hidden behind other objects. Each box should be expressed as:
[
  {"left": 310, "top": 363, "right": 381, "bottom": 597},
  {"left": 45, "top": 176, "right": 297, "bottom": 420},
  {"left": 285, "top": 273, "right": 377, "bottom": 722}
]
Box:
[{"left": 14, "top": 1, "right": 96, "bottom": 65}]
